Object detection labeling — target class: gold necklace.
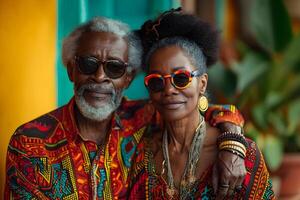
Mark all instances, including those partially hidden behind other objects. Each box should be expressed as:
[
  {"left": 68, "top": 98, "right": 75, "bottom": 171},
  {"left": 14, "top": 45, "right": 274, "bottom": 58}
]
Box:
[{"left": 161, "top": 113, "right": 206, "bottom": 199}]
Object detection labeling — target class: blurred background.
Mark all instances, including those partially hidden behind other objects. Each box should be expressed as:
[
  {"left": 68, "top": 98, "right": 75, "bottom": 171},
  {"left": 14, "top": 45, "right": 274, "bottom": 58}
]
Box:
[{"left": 0, "top": 0, "right": 299, "bottom": 198}]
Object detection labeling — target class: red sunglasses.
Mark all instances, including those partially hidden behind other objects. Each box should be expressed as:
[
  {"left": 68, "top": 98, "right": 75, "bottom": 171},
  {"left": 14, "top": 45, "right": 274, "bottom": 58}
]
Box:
[{"left": 144, "top": 69, "right": 201, "bottom": 92}]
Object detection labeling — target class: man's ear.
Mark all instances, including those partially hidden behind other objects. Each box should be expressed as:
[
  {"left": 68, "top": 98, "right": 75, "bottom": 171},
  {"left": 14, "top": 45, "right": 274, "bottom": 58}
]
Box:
[
  {"left": 124, "top": 69, "right": 136, "bottom": 89},
  {"left": 198, "top": 73, "right": 208, "bottom": 94},
  {"left": 67, "top": 61, "right": 75, "bottom": 82}
]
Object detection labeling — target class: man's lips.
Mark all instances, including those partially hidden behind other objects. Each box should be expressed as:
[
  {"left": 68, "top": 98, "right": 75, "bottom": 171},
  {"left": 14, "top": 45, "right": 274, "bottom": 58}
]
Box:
[{"left": 84, "top": 89, "right": 112, "bottom": 99}]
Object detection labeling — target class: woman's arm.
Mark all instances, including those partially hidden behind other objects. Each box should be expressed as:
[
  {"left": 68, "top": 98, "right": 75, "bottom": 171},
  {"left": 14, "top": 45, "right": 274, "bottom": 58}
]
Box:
[{"left": 205, "top": 104, "right": 247, "bottom": 199}]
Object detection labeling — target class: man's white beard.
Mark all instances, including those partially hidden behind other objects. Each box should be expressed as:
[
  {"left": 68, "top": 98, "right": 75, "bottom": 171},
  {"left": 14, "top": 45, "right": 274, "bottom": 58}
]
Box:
[{"left": 74, "top": 83, "right": 123, "bottom": 121}]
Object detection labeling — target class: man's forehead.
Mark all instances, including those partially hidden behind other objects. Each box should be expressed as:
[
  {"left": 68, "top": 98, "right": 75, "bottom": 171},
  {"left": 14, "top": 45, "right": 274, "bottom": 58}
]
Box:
[
  {"left": 77, "top": 31, "right": 128, "bottom": 55},
  {"left": 79, "top": 31, "right": 127, "bottom": 44}
]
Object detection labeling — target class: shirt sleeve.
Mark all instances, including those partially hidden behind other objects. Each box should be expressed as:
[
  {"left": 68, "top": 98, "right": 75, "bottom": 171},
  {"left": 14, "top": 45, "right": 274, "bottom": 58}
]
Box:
[
  {"left": 204, "top": 104, "right": 245, "bottom": 127},
  {"left": 4, "top": 130, "right": 48, "bottom": 199},
  {"left": 237, "top": 139, "right": 276, "bottom": 200}
]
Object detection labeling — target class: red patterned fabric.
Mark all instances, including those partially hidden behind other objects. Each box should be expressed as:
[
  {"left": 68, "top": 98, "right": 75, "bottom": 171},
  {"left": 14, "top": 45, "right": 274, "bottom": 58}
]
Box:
[
  {"left": 205, "top": 104, "right": 244, "bottom": 127},
  {"left": 129, "top": 137, "right": 275, "bottom": 200},
  {"left": 5, "top": 98, "right": 155, "bottom": 199},
  {"left": 5, "top": 98, "right": 244, "bottom": 199}
]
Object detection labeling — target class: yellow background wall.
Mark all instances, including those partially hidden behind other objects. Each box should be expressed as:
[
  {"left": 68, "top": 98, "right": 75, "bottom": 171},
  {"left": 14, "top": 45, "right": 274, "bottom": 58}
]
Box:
[{"left": 0, "top": 0, "right": 56, "bottom": 194}]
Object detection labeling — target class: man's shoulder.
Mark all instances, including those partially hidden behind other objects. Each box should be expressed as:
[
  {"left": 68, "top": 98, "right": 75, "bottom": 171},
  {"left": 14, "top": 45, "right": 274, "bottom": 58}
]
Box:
[
  {"left": 120, "top": 98, "right": 150, "bottom": 108},
  {"left": 13, "top": 105, "right": 66, "bottom": 140},
  {"left": 118, "top": 98, "right": 154, "bottom": 118}
]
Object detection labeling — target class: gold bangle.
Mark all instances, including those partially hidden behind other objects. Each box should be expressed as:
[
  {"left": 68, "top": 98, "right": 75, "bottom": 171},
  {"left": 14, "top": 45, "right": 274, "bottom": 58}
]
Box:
[
  {"left": 219, "top": 144, "right": 246, "bottom": 153},
  {"left": 220, "top": 147, "right": 246, "bottom": 158},
  {"left": 219, "top": 141, "right": 246, "bottom": 152},
  {"left": 219, "top": 143, "right": 246, "bottom": 154},
  {"left": 219, "top": 145, "right": 246, "bottom": 157}
]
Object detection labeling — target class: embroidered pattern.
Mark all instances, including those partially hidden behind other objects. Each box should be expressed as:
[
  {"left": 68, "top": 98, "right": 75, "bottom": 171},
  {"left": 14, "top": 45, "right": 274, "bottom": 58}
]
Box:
[
  {"left": 5, "top": 98, "right": 244, "bottom": 199},
  {"left": 129, "top": 137, "right": 275, "bottom": 200},
  {"left": 5, "top": 98, "right": 153, "bottom": 199}
]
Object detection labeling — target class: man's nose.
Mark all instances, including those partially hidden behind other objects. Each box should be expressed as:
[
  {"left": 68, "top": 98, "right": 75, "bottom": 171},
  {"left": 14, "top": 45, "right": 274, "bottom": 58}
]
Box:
[{"left": 92, "top": 63, "right": 109, "bottom": 83}]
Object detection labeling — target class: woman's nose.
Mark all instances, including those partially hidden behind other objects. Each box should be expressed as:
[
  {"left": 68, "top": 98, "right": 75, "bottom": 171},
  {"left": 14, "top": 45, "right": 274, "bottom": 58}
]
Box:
[{"left": 163, "top": 78, "right": 178, "bottom": 95}]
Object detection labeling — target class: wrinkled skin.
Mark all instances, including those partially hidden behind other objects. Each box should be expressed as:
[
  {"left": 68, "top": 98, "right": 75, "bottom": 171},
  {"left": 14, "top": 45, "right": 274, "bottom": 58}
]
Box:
[
  {"left": 147, "top": 45, "right": 246, "bottom": 198},
  {"left": 67, "top": 31, "right": 133, "bottom": 144},
  {"left": 213, "top": 122, "right": 246, "bottom": 199},
  {"left": 71, "top": 32, "right": 246, "bottom": 198}
]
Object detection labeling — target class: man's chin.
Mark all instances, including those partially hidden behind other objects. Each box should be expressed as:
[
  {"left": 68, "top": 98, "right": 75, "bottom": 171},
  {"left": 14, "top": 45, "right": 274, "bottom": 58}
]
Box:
[
  {"left": 84, "top": 99, "right": 110, "bottom": 109},
  {"left": 83, "top": 94, "right": 112, "bottom": 107},
  {"left": 75, "top": 94, "right": 118, "bottom": 122}
]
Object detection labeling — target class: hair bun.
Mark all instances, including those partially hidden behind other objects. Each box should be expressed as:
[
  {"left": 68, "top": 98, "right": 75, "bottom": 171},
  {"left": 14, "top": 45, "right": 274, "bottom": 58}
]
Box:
[{"left": 138, "top": 8, "right": 219, "bottom": 66}]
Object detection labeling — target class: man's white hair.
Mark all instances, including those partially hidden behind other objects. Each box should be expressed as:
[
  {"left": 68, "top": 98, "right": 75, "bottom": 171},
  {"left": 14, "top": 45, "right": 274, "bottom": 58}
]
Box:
[{"left": 62, "top": 17, "right": 142, "bottom": 72}]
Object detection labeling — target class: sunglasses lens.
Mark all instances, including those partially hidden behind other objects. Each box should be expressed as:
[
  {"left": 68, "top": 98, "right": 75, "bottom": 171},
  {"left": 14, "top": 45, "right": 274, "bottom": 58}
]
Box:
[
  {"left": 104, "top": 61, "right": 127, "bottom": 79},
  {"left": 77, "top": 57, "right": 99, "bottom": 74},
  {"left": 173, "top": 72, "right": 190, "bottom": 88},
  {"left": 147, "top": 77, "right": 164, "bottom": 92}
]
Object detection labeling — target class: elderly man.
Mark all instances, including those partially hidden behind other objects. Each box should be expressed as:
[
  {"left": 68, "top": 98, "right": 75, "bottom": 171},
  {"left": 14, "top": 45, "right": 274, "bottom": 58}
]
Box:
[{"left": 5, "top": 17, "right": 245, "bottom": 199}]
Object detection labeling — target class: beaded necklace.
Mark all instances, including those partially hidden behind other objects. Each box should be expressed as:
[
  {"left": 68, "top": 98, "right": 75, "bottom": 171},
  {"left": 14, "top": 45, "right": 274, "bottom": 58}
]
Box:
[{"left": 162, "top": 113, "right": 206, "bottom": 199}]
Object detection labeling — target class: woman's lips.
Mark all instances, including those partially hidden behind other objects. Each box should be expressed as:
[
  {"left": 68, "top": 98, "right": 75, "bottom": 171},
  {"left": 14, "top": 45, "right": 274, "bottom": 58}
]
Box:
[{"left": 161, "top": 102, "right": 185, "bottom": 109}]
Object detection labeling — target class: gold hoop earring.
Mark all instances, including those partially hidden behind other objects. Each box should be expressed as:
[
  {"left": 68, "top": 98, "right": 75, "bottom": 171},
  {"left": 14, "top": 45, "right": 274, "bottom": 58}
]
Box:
[{"left": 198, "top": 96, "right": 208, "bottom": 112}]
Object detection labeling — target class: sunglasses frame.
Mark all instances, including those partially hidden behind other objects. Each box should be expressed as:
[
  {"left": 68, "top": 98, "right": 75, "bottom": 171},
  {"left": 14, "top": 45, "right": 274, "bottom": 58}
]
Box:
[
  {"left": 144, "top": 69, "right": 202, "bottom": 92},
  {"left": 75, "top": 55, "right": 129, "bottom": 79}
]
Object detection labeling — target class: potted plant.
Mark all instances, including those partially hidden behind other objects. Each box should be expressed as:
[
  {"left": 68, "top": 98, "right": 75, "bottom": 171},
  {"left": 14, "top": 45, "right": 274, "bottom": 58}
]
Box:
[{"left": 208, "top": 0, "right": 300, "bottom": 198}]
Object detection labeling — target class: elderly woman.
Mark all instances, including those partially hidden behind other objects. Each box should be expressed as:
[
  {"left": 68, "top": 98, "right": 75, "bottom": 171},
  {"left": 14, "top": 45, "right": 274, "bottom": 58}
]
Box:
[{"left": 129, "top": 8, "right": 275, "bottom": 199}]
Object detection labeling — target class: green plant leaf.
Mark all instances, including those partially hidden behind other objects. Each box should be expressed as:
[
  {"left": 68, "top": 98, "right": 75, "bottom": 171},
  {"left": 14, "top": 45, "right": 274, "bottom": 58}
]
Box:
[
  {"left": 262, "top": 135, "right": 283, "bottom": 171},
  {"left": 252, "top": 103, "right": 268, "bottom": 130},
  {"left": 268, "top": 112, "right": 287, "bottom": 137},
  {"left": 250, "top": 0, "right": 292, "bottom": 53},
  {"left": 283, "top": 33, "right": 300, "bottom": 70},
  {"left": 208, "top": 62, "right": 237, "bottom": 101},
  {"left": 231, "top": 52, "right": 268, "bottom": 93},
  {"left": 278, "top": 76, "right": 300, "bottom": 108},
  {"left": 263, "top": 73, "right": 300, "bottom": 110},
  {"left": 288, "top": 100, "right": 300, "bottom": 134},
  {"left": 264, "top": 91, "right": 283, "bottom": 109},
  {"left": 245, "top": 122, "right": 260, "bottom": 141}
]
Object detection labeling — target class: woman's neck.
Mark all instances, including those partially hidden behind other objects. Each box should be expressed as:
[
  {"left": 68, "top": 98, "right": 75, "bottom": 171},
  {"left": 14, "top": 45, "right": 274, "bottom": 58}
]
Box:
[{"left": 165, "top": 109, "right": 201, "bottom": 153}]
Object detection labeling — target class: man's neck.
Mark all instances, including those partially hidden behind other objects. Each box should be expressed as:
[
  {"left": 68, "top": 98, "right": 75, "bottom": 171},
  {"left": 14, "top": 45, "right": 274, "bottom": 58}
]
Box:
[{"left": 74, "top": 106, "right": 113, "bottom": 145}]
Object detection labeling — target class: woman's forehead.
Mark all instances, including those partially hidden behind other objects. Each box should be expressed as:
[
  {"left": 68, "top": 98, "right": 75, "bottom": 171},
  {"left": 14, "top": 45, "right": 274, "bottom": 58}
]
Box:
[{"left": 149, "top": 46, "right": 196, "bottom": 72}]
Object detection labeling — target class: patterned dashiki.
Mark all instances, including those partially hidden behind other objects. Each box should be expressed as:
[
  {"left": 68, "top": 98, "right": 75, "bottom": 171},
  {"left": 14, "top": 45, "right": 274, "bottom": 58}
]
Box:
[
  {"left": 129, "top": 135, "right": 275, "bottom": 199},
  {"left": 5, "top": 97, "right": 244, "bottom": 199}
]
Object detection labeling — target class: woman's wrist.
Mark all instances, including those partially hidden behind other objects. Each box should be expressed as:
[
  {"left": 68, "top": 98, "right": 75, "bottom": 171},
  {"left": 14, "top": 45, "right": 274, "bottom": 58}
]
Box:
[{"left": 217, "top": 131, "right": 248, "bottom": 159}]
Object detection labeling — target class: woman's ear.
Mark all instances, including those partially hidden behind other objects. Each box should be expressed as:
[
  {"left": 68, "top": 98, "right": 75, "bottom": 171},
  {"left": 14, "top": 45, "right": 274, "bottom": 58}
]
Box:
[{"left": 198, "top": 73, "right": 208, "bottom": 94}]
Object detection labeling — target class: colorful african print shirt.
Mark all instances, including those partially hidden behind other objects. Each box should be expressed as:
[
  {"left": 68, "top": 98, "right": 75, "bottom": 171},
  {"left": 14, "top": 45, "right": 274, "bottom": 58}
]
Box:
[
  {"left": 129, "top": 136, "right": 275, "bottom": 200},
  {"left": 5, "top": 97, "right": 244, "bottom": 199}
]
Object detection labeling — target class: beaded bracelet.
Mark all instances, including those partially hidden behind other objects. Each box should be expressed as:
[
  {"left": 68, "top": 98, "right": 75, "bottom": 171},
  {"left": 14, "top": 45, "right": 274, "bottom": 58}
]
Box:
[{"left": 217, "top": 131, "right": 248, "bottom": 148}]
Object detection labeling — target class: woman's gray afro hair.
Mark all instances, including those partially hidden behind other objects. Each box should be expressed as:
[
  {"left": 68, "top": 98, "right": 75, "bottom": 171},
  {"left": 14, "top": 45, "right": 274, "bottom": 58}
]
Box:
[{"left": 62, "top": 17, "right": 142, "bottom": 72}]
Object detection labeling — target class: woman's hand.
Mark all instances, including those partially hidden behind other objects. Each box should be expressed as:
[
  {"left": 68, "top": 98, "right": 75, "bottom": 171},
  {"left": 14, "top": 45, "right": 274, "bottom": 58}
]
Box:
[
  {"left": 213, "top": 122, "right": 246, "bottom": 200},
  {"left": 213, "top": 150, "right": 246, "bottom": 200}
]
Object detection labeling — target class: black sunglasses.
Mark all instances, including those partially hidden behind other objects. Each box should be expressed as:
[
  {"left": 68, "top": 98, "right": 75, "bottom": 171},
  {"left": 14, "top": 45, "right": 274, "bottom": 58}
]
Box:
[
  {"left": 75, "top": 56, "right": 129, "bottom": 79},
  {"left": 144, "top": 69, "right": 201, "bottom": 92}
]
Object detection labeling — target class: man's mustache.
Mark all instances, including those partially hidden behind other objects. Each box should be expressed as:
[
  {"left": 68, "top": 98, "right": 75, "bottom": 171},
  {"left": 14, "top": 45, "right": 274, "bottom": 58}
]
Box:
[{"left": 76, "top": 83, "right": 115, "bottom": 95}]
